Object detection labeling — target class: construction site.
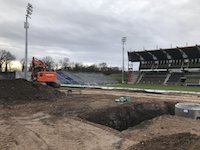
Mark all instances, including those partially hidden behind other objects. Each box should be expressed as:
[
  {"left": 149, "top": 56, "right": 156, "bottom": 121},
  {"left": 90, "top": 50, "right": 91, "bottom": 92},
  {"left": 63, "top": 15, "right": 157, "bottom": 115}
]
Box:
[
  {"left": 0, "top": 77, "right": 200, "bottom": 150},
  {"left": 1, "top": 1, "right": 200, "bottom": 150},
  {"left": 0, "top": 46, "right": 200, "bottom": 150}
]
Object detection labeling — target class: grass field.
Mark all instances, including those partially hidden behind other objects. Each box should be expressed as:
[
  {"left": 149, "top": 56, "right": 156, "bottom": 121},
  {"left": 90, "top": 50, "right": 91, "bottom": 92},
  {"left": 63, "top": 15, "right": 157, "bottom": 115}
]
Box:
[{"left": 109, "top": 84, "right": 200, "bottom": 92}]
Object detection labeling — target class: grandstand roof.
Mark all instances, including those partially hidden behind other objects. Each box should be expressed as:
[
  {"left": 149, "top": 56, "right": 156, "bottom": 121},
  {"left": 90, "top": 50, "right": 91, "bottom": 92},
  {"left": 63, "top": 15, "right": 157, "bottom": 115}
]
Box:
[{"left": 128, "top": 45, "right": 200, "bottom": 62}]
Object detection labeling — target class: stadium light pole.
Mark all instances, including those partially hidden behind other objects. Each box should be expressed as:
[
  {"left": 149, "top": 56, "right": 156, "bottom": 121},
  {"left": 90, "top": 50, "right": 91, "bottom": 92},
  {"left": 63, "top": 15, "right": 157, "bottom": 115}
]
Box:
[
  {"left": 24, "top": 3, "right": 33, "bottom": 80},
  {"left": 122, "top": 37, "right": 127, "bottom": 84}
]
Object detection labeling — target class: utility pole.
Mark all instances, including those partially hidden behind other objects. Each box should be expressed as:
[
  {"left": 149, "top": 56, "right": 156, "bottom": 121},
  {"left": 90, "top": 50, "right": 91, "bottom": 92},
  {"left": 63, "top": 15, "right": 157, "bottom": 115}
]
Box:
[
  {"left": 122, "top": 37, "right": 127, "bottom": 84},
  {"left": 24, "top": 3, "right": 33, "bottom": 80}
]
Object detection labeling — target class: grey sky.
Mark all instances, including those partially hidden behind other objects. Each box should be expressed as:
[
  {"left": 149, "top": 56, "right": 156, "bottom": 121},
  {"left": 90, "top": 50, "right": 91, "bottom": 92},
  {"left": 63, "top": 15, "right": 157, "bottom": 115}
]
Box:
[{"left": 0, "top": 0, "right": 200, "bottom": 68}]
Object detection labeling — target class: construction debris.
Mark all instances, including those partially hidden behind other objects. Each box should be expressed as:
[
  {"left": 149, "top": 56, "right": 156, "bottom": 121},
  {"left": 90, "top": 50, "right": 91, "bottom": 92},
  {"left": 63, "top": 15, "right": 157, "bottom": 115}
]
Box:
[{"left": 115, "top": 96, "right": 131, "bottom": 102}]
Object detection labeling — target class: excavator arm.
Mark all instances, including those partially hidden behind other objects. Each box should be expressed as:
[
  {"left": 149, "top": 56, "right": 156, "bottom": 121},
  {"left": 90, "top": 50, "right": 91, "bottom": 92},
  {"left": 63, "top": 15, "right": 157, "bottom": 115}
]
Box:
[{"left": 32, "top": 57, "right": 47, "bottom": 70}]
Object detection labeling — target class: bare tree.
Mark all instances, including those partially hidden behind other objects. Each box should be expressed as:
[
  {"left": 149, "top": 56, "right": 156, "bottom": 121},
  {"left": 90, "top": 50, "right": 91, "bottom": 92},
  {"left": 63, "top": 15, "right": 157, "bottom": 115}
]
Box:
[
  {"left": 42, "top": 56, "right": 55, "bottom": 70},
  {"left": 0, "top": 50, "right": 7, "bottom": 72},
  {"left": 4, "top": 51, "right": 16, "bottom": 72},
  {"left": 86, "top": 64, "right": 98, "bottom": 72},
  {"left": 59, "top": 57, "right": 70, "bottom": 70},
  {"left": 54, "top": 63, "right": 59, "bottom": 70},
  {"left": 99, "top": 62, "right": 108, "bottom": 71},
  {"left": 74, "top": 62, "right": 84, "bottom": 71},
  {"left": 20, "top": 58, "right": 25, "bottom": 72},
  {"left": 0, "top": 50, "right": 15, "bottom": 72}
]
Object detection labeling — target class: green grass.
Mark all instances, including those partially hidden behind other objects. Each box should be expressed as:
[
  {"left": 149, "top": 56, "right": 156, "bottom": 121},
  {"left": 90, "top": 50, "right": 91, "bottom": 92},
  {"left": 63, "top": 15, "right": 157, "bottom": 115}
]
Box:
[{"left": 109, "top": 84, "right": 200, "bottom": 92}]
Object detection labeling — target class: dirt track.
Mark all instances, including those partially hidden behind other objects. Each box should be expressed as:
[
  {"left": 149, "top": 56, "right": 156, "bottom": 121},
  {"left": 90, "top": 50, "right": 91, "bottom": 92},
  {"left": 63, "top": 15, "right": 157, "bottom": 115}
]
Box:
[
  {"left": 1, "top": 81, "right": 200, "bottom": 149},
  {"left": 80, "top": 89, "right": 200, "bottom": 103}
]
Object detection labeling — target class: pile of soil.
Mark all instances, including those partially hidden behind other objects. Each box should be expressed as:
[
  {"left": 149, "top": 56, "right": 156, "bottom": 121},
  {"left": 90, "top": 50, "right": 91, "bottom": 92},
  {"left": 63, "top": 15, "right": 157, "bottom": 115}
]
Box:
[
  {"left": 0, "top": 79, "right": 65, "bottom": 103},
  {"left": 128, "top": 133, "right": 200, "bottom": 150}
]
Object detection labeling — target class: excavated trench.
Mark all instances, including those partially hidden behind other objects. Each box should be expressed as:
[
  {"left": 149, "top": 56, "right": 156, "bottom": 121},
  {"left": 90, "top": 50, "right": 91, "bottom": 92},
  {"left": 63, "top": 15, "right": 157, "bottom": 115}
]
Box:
[{"left": 82, "top": 102, "right": 175, "bottom": 131}]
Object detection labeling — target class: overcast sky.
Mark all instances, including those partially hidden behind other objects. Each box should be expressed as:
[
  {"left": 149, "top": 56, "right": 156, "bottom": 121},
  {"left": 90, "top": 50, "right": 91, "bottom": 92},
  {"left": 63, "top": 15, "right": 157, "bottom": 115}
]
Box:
[{"left": 0, "top": 0, "right": 200, "bottom": 68}]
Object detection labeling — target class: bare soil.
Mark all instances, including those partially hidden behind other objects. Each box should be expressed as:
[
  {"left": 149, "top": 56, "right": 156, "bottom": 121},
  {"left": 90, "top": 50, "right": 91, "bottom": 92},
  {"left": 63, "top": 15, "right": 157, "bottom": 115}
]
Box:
[
  {"left": 0, "top": 79, "right": 65, "bottom": 103},
  {"left": 127, "top": 132, "right": 200, "bottom": 150},
  {"left": 0, "top": 80, "right": 200, "bottom": 149}
]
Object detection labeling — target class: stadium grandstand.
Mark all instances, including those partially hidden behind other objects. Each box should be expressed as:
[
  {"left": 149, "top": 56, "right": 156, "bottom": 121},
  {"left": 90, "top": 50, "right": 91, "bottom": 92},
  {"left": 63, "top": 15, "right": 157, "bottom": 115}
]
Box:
[
  {"left": 15, "top": 71, "right": 118, "bottom": 85},
  {"left": 128, "top": 45, "right": 200, "bottom": 86},
  {"left": 56, "top": 71, "right": 118, "bottom": 85}
]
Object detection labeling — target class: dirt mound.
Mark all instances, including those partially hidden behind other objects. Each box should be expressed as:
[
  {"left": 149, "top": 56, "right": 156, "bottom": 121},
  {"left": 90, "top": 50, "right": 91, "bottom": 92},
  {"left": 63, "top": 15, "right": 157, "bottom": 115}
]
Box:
[
  {"left": 128, "top": 132, "right": 200, "bottom": 150},
  {"left": 0, "top": 79, "right": 65, "bottom": 103}
]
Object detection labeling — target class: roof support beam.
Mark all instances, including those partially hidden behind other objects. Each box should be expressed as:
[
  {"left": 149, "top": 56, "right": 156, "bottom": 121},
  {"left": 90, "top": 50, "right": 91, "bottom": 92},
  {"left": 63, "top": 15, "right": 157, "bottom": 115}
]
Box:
[
  {"left": 162, "top": 50, "right": 172, "bottom": 60},
  {"left": 135, "top": 52, "right": 144, "bottom": 61},
  {"left": 146, "top": 51, "right": 157, "bottom": 61},
  {"left": 178, "top": 47, "right": 188, "bottom": 59},
  {"left": 196, "top": 45, "right": 200, "bottom": 53}
]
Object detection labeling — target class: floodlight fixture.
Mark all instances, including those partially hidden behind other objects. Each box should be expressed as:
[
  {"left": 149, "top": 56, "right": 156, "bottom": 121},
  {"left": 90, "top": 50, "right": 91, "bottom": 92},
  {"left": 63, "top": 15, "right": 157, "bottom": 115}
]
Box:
[
  {"left": 26, "top": 3, "right": 33, "bottom": 19},
  {"left": 122, "top": 37, "right": 127, "bottom": 43},
  {"left": 28, "top": 3, "right": 33, "bottom": 8}
]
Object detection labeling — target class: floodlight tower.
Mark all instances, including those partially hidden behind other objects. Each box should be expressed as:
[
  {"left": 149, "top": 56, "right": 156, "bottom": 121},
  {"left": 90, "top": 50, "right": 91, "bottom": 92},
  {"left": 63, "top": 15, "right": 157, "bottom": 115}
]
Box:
[
  {"left": 24, "top": 3, "right": 33, "bottom": 79},
  {"left": 122, "top": 37, "right": 127, "bottom": 84}
]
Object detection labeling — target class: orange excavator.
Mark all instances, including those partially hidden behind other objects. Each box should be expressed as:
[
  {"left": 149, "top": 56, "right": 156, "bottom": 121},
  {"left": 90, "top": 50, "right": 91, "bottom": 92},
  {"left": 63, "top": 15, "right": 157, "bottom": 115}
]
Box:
[{"left": 31, "top": 57, "right": 59, "bottom": 87}]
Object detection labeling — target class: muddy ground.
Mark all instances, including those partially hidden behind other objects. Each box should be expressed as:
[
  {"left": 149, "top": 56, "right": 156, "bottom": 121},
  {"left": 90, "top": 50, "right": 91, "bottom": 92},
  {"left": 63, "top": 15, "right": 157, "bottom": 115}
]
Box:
[{"left": 0, "top": 80, "right": 200, "bottom": 149}]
